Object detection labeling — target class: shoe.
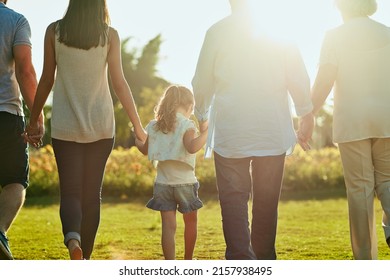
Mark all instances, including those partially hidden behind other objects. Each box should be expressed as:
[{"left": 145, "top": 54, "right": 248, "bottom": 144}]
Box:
[
  {"left": 387, "top": 237, "right": 390, "bottom": 248},
  {"left": 0, "top": 231, "right": 14, "bottom": 260},
  {"left": 70, "top": 246, "right": 83, "bottom": 260},
  {"left": 67, "top": 239, "right": 83, "bottom": 260}
]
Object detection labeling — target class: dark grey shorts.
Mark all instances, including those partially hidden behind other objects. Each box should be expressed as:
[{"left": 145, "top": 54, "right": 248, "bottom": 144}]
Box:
[
  {"left": 0, "top": 112, "right": 29, "bottom": 189},
  {"left": 146, "top": 182, "right": 203, "bottom": 213}
]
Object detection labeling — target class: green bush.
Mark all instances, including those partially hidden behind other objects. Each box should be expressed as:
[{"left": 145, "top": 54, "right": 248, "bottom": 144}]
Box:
[
  {"left": 284, "top": 147, "right": 345, "bottom": 191},
  {"left": 28, "top": 145, "right": 59, "bottom": 196},
  {"left": 27, "top": 145, "right": 345, "bottom": 197}
]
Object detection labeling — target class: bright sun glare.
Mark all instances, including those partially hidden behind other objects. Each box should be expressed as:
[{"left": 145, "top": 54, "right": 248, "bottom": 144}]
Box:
[{"left": 247, "top": 0, "right": 321, "bottom": 43}]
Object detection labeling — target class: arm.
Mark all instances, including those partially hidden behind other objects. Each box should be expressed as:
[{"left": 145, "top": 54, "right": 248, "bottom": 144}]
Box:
[
  {"left": 192, "top": 31, "right": 216, "bottom": 123},
  {"left": 24, "top": 23, "right": 57, "bottom": 144},
  {"left": 311, "top": 30, "right": 338, "bottom": 115},
  {"left": 297, "top": 64, "right": 337, "bottom": 150},
  {"left": 107, "top": 28, "right": 146, "bottom": 142},
  {"left": 14, "top": 45, "right": 44, "bottom": 146},
  {"left": 311, "top": 64, "right": 337, "bottom": 115},
  {"left": 183, "top": 122, "right": 208, "bottom": 154},
  {"left": 135, "top": 135, "right": 149, "bottom": 155},
  {"left": 13, "top": 45, "right": 37, "bottom": 111},
  {"left": 284, "top": 45, "right": 315, "bottom": 150}
]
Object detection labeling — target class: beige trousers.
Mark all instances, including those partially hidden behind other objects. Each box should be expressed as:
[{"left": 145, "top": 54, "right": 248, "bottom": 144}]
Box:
[{"left": 339, "top": 138, "right": 390, "bottom": 260}]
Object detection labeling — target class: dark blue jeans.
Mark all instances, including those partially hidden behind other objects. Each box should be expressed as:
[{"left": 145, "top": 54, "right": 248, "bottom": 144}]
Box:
[
  {"left": 52, "top": 138, "right": 114, "bottom": 259},
  {"left": 214, "top": 152, "right": 285, "bottom": 260}
]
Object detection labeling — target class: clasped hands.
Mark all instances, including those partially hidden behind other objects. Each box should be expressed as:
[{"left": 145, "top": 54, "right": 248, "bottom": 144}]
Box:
[
  {"left": 296, "top": 112, "right": 315, "bottom": 151},
  {"left": 22, "top": 120, "right": 45, "bottom": 148}
]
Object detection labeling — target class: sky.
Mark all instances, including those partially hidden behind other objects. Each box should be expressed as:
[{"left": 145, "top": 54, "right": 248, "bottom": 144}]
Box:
[{"left": 7, "top": 0, "right": 390, "bottom": 89}]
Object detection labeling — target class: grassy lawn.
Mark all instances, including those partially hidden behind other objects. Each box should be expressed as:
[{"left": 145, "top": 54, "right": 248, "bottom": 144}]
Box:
[{"left": 7, "top": 191, "right": 390, "bottom": 260}]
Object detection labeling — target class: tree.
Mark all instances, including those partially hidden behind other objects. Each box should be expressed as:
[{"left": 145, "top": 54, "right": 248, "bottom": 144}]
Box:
[{"left": 111, "top": 34, "right": 169, "bottom": 147}]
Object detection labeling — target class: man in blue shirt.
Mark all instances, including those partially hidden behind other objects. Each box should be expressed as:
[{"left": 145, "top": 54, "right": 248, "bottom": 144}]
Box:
[{"left": 0, "top": 0, "right": 43, "bottom": 260}]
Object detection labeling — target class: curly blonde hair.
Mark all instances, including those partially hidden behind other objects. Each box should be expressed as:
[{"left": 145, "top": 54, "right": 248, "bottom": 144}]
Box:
[
  {"left": 154, "top": 85, "right": 194, "bottom": 133},
  {"left": 335, "top": 0, "right": 377, "bottom": 17}
]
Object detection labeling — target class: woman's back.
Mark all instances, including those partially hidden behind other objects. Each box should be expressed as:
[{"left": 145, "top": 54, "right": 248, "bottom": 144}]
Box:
[
  {"left": 51, "top": 26, "right": 114, "bottom": 143},
  {"left": 322, "top": 17, "right": 390, "bottom": 143}
]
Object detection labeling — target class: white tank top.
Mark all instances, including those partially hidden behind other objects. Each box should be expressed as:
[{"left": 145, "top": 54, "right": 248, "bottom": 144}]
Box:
[{"left": 51, "top": 31, "right": 115, "bottom": 143}]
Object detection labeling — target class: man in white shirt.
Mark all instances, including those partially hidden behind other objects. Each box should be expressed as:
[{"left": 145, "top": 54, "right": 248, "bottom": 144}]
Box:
[{"left": 192, "top": 0, "right": 314, "bottom": 259}]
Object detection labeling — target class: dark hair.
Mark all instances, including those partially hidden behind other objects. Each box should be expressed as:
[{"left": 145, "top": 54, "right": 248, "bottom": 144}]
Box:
[{"left": 58, "top": 0, "right": 110, "bottom": 50}]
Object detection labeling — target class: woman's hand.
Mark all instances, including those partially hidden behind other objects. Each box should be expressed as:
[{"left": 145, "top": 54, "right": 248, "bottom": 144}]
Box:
[
  {"left": 297, "top": 112, "right": 314, "bottom": 151},
  {"left": 134, "top": 126, "right": 147, "bottom": 143},
  {"left": 23, "top": 121, "right": 45, "bottom": 148}
]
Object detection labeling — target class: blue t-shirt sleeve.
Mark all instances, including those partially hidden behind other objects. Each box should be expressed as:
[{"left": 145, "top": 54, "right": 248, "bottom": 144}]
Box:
[{"left": 13, "top": 16, "right": 32, "bottom": 47}]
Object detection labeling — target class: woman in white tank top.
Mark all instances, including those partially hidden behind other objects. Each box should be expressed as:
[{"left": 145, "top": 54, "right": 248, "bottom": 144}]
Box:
[{"left": 25, "top": 0, "right": 146, "bottom": 260}]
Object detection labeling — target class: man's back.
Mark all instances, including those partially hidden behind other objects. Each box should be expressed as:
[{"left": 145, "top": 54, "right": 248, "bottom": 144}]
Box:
[{"left": 192, "top": 11, "right": 312, "bottom": 158}]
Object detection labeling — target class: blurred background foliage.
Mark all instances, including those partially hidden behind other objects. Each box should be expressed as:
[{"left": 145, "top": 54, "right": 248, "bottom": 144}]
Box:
[{"left": 28, "top": 146, "right": 344, "bottom": 198}]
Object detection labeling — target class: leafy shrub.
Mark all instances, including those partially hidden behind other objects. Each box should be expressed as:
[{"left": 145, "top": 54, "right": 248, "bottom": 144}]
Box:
[
  {"left": 284, "top": 147, "right": 345, "bottom": 191},
  {"left": 26, "top": 145, "right": 345, "bottom": 197},
  {"left": 28, "top": 145, "right": 59, "bottom": 196}
]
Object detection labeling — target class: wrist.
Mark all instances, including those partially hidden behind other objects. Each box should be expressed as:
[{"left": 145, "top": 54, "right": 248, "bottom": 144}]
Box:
[{"left": 28, "top": 122, "right": 39, "bottom": 130}]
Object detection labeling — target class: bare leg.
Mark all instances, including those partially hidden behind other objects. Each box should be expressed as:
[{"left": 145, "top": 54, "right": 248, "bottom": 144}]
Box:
[
  {"left": 0, "top": 184, "right": 25, "bottom": 234},
  {"left": 160, "top": 211, "right": 176, "bottom": 260},
  {"left": 183, "top": 210, "right": 198, "bottom": 260}
]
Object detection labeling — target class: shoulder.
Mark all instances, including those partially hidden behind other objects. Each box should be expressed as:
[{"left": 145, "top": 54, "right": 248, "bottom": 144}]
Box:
[
  {"left": 205, "top": 15, "right": 232, "bottom": 37},
  {"left": 4, "top": 6, "right": 27, "bottom": 23},
  {"left": 177, "top": 116, "right": 196, "bottom": 131},
  {"left": 43, "top": 22, "right": 57, "bottom": 42},
  {"left": 5, "top": 9, "right": 31, "bottom": 32},
  {"left": 108, "top": 27, "right": 120, "bottom": 42},
  {"left": 325, "top": 26, "right": 341, "bottom": 39},
  {"left": 47, "top": 22, "right": 57, "bottom": 34},
  {"left": 146, "top": 120, "right": 157, "bottom": 133}
]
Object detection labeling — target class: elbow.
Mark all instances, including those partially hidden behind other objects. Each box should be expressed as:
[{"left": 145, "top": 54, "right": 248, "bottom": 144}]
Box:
[
  {"left": 186, "top": 145, "right": 200, "bottom": 154},
  {"left": 187, "top": 149, "right": 197, "bottom": 155},
  {"left": 15, "top": 66, "right": 36, "bottom": 84}
]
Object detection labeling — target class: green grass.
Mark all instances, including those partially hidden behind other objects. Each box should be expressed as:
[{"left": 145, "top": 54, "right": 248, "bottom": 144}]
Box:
[{"left": 7, "top": 191, "right": 390, "bottom": 260}]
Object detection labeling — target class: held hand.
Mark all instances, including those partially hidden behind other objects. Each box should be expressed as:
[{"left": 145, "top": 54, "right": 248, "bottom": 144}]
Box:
[
  {"left": 198, "top": 120, "right": 208, "bottom": 134},
  {"left": 23, "top": 122, "right": 45, "bottom": 148},
  {"left": 134, "top": 126, "right": 147, "bottom": 143},
  {"left": 298, "top": 138, "right": 311, "bottom": 151},
  {"left": 297, "top": 113, "right": 315, "bottom": 152},
  {"left": 134, "top": 137, "right": 144, "bottom": 149}
]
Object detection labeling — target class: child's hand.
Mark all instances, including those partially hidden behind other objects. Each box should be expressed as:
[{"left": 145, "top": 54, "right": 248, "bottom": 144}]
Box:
[
  {"left": 199, "top": 120, "right": 208, "bottom": 134},
  {"left": 134, "top": 126, "right": 147, "bottom": 142},
  {"left": 134, "top": 134, "right": 148, "bottom": 155},
  {"left": 135, "top": 137, "right": 144, "bottom": 147}
]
